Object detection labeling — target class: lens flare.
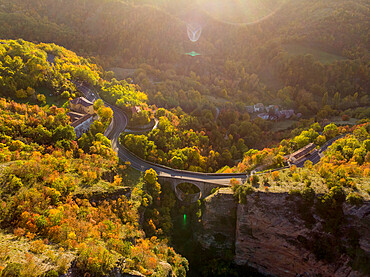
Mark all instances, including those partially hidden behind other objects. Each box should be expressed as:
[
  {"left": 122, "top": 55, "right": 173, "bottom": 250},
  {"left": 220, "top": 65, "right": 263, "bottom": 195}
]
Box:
[
  {"left": 187, "top": 23, "right": 202, "bottom": 42},
  {"left": 185, "top": 51, "right": 201, "bottom": 57},
  {"left": 196, "top": 0, "right": 287, "bottom": 25}
]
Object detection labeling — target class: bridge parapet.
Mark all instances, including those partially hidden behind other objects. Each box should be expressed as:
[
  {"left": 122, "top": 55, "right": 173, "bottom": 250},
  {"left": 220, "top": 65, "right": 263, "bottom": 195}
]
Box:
[{"left": 158, "top": 175, "right": 226, "bottom": 203}]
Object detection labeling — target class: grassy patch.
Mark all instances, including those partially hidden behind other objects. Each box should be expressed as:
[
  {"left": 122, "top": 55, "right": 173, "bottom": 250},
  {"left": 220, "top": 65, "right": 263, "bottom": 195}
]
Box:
[
  {"left": 123, "top": 166, "right": 142, "bottom": 187},
  {"left": 205, "top": 95, "right": 230, "bottom": 106},
  {"left": 36, "top": 87, "right": 67, "bottom": 107},
  {"left": 0, "top": 231, "right": 74, "bottom": 276},
  {"left": 108, "top": 67, "right": 136, "bottom": 80},
  {"left": 248, "top": 167, "right": 369, "bottom": 200},
  {"left": 329, "top": 116, "right": 358, "bottom": 126},
  {"left": 271, "top": 120, "right": 298, "bottom": 132},
  {"left": 5, "top": 87, "right": 67, "bottom": 108},
  {"left": 283, "top": 43, "right": 347, "bottom": 64},
  {"left": 72, "top": 179, "right": 128, "bottom": 197}
]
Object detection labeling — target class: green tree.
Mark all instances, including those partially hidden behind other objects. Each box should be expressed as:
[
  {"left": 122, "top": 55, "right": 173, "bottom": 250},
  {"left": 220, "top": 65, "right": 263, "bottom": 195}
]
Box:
[
  {"left": 93, "top": 99, "right": 104, "bottom": 111},
  {"left": 53, "top": 125, "right": 76, "bottom": 142},
  {"left": 61, "top": 91, "right": 70, "bottom": 99},
  {"left": 321, "top": 91, "right": 328, "bottom": 106},
  {"left": 144, "top": 168, "right": 158, "bottom": 185},
  {"left": 37, "top": 93, "right": 46, "bottom": 104},
  {"left": 323, "top": 123, "right": 338, "bottom": 140}
]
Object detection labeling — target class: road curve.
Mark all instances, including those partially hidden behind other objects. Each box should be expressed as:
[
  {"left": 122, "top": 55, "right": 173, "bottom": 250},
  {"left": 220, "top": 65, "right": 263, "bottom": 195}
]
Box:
[
  {"left": 78, "top": 84, "right": 341, "bottom": 187},
  {"left": 105, "top": 105, "right": 248, "bottom": 186},
  {"left": 77, "top": 83, "right": 246, "bottom": 185}
]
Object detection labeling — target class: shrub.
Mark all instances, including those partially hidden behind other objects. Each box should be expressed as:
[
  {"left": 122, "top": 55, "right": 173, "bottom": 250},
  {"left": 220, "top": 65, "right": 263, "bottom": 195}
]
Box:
[
  {"left": 37, "top": 94, "right": 46, "bottom": 104},
  {"left": 30, "top": 240, "right": 46, "bottom": 254},
  {"left": 13, "top": 228, "right": 25, "bottom": 238},
  {"left": 16, "top": 89, "right": 27, "bottom": 99},
  {"left": 1, "top": 263, "right": 23, "bottom": 277},
  {"left": 210, "top": 187, "right": 219, "bottom": 194},
  {"left": 316, "top": 186, "right": 346, "bottom": 233},
  {"left": 250, "top": 175, "right": 259, "bottom": 186},
  {"left": 234, "top": 184, "right": 255, "bottom": 204},
  {"left": 301, "top": 187, "right": 315, "bottom": 205},
  {"left": 44, "top": 270, "right": 58, "bottom": 277},
  {"left": 342, "top": 114, "right": 350, "bottom": 121},
  {"left": 77, "top": 243, "right": 115, "bottom": 276},
  {"left": 292, "top": 173, "right": 300, "bottom": 182},
  {"left": 271, "top": 171, "right": 279, "bottom": 181},
  {"left": 60, "top": 91, "right": 70, "bottom": 99},
  {"left": 346, "top": 193, "right": 364, "bottom": 206}
]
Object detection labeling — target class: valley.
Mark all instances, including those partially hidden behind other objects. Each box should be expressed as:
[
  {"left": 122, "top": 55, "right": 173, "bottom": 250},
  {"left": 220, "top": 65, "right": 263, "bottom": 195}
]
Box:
[{"left": 0, "top": 0, "right": 369, "bottom": 276}]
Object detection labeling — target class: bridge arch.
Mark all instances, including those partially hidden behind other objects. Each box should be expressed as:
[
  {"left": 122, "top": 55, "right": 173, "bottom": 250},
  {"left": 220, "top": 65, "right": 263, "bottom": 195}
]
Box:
[
  {"left": 158, "top": 176, "right": 223, "bottom": 203},
  {"left": 174, "top": 182, "right": 202, "bottom": 203}
]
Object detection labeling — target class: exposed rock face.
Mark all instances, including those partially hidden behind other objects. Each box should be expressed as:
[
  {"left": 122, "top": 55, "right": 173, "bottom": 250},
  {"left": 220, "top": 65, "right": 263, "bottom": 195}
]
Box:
[
  {"left": 200, "top": 189, "right": 370, "bottom": 277},
  {"left": 198, "top": 188, "right": 237, "bottom": 253}
]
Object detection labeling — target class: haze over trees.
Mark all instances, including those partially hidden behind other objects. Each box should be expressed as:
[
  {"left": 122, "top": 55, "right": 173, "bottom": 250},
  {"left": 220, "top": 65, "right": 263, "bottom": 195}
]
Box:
[{"left": 0, "top": 0, "right": 368, "bottom": 276}]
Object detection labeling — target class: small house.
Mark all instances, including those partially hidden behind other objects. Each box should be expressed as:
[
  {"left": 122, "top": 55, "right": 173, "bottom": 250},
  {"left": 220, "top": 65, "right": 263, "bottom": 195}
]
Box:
[
  {"left": 69, "top": 97, "right": 94, "bottom": 115},
  {"left": 257, "top": 113, "right": 270, "bottom": 120},
  {"left": 70, "top": 114, "right": 94, "bottom": 138},
  {"left": 288, "top": 143, "right": 317, "bottom": 164},
  {"left": 279, "top": 110, "right": 295, "bottom": 119},
  {"left": 254, "top": 103, "right": 265, "bottom": 113},
  {"left": 68, "top": 97, "right": 96, "bottom": 138},
  {"left": 266, "top": 105, "right": 279, "bottom": 114}
]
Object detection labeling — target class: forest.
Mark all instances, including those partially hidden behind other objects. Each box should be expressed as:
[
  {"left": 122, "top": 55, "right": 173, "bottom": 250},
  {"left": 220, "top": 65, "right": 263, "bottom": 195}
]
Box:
[
  {"left": 0, "top": 0, "right": 368, "bottom": 169},
  {"left": 0, "top": 0, "right": 368, "bottom": 276},
  {"left": 0, "top": 98, "right": 188, "bottom": 276}
]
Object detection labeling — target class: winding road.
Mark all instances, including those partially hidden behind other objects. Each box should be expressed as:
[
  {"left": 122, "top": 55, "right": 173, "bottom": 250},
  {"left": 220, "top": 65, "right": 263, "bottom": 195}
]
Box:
[
  {"left": 78, "top": 83, "right": 247, "bottom": 186},
  {"left": 106, "top": 105, "right": 248, "bottom": 186},
  {"left": 78, "top": 84, "right": 342, "bottom": 187}
]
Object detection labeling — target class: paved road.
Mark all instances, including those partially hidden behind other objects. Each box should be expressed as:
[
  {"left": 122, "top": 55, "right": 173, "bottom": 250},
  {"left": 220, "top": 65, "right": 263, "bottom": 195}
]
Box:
[
  {"left": 105, "top": 105, "right": 248, "bottom": 186},
  {"left": 76, "top": 83, "right": 247, "bottom": 186},
  {"left": 77, "top": 83, "right": 342, "bottom": 186}
]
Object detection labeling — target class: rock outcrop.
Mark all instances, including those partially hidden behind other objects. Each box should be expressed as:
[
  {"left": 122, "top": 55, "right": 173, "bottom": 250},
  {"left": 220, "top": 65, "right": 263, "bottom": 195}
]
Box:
[
  {"left": 200, "top": 188, "right": 370, "bottom": 277},
  {"left": 198, "top": 188, "right": 237, "bottom": 253}
]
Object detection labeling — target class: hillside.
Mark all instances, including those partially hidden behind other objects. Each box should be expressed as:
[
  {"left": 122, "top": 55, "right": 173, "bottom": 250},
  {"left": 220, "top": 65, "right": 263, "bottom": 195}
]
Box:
[
  {"left": 0, "top": 1, "right": 368, "bottom": 276},
  {"left": 0, "top": 96, "right": 188, "bottom": 276},
  {"left": 0, "top": 1, "right": 368, "bottom": 159}
]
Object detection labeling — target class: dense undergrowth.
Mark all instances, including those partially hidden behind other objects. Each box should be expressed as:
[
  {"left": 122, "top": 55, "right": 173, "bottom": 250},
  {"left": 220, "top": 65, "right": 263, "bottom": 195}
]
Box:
[{"left": 0, "top": 98, "right": 188, "bottom": 276}]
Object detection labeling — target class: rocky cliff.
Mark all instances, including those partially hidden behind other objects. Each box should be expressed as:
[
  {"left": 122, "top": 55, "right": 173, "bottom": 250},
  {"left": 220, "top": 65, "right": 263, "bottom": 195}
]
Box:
[
  {"left": 200, "top": 188, "right": 370, "bottom": 277},
  {"left": 197, "top": 188, "right": 237, "bottom": 253}
]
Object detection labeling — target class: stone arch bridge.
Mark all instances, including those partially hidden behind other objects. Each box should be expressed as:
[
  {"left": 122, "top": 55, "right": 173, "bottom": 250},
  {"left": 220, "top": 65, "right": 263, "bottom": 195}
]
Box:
[{"left": 158, "top": 175, "right": 237, "bottom": 203}]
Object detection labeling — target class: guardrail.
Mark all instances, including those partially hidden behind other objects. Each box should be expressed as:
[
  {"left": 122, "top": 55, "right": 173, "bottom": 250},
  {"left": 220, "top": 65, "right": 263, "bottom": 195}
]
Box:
[
  {"left": 77, "top": 81, "right": 344, "bottom": 179},
  {"left": 318, "top": 134, "right": 345, "bottom": 153},
  {"left": 103, "top": 116, "right": 115, "bottom": 138},
  {"left": 118, "top": 142, "right": 248, "bottom": 177},
  {"left": 124, "top": 119, "right": 157, "bottom": 133}
]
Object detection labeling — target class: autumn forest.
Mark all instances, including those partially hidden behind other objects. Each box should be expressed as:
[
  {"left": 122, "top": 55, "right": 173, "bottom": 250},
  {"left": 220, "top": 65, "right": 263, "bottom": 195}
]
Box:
[{"left": 0, "top": 0, "right": 369, "bottom": 276}]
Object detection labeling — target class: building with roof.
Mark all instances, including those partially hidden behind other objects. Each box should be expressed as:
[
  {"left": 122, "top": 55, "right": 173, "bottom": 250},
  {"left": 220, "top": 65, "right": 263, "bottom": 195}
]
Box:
[
  {"left": 69, "top": 97, "right": 94, "bottom": 115},
  {"left": 266, "top": 105, "right": 279, "bottom": 114},
  {"left": 257, "top": 113, "right": 270, "bottom": 120},
  {"left": 288, "top": 143, "right": 317, "bottom": 165},
  {"left": 68, "top": 97, "right": 96, "bottom": 138},
  {"left": 279, "top": 110, "right": 295, "bottom": 119},
  {"left": 254, "top": 103, "right": 265, "bottom": 113},
  {"left": 70, "top": 114, "right": 94, "bottom": 138}
]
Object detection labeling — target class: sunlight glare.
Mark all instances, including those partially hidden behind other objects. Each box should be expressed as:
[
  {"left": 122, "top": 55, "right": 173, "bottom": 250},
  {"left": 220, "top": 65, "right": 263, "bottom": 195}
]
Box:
[{"left": 196, "top": 0, "right": 287, "bottom": 25}]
